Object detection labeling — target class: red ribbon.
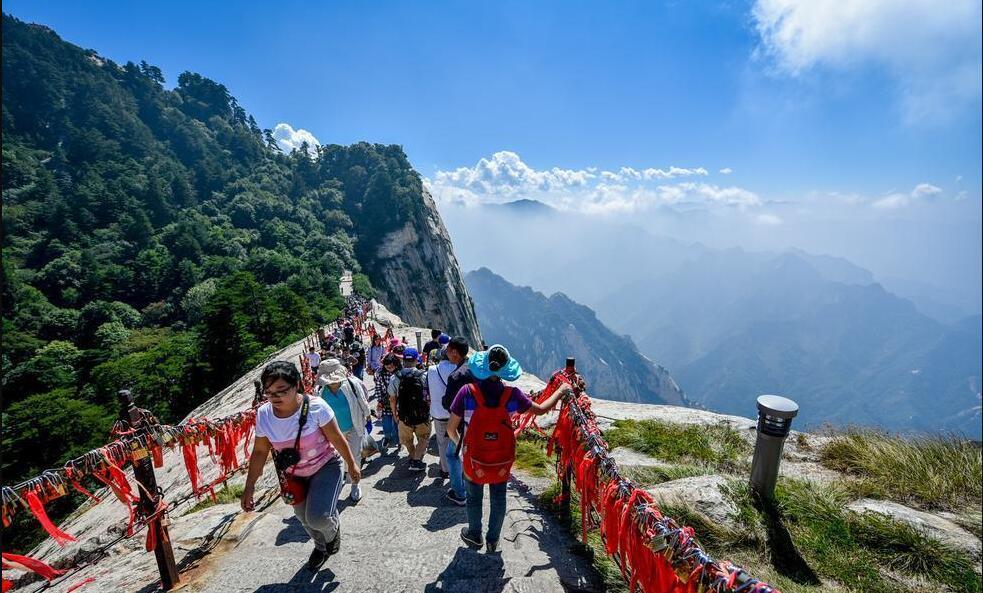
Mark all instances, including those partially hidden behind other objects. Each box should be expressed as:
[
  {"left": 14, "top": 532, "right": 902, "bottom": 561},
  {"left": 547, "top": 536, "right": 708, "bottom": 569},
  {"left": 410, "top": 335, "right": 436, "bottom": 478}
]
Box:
[
  {"left": 182, "top": 441, "right": 200, "bottom": 495},
  {"left": 70, "top": 480, "right": 102, "bottom": 504},
  {"left": 23, "top": 491, "right": 76, "bottom": 547},
  {"left": 2, "top": 552, "right": 66, "bottom": 580},
  {"left": 66, "top": 577, "right": 96, "bottom": 592}
]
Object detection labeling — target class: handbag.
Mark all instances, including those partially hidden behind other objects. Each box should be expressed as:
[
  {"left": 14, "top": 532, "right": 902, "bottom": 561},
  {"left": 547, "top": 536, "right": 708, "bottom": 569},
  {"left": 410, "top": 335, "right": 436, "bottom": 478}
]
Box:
[{"left": 273, "top": 396, "right": 311, "bottom": 505}]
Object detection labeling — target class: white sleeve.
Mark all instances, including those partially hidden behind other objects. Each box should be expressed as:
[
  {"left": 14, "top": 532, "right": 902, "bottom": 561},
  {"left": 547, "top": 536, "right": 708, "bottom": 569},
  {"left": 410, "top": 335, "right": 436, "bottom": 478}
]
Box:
[
  {"left": 254, "top": 407, "right": 270, "bottom": 438},
  {"left": 313, "top": 400, "right": 335, "bottom": 427}
]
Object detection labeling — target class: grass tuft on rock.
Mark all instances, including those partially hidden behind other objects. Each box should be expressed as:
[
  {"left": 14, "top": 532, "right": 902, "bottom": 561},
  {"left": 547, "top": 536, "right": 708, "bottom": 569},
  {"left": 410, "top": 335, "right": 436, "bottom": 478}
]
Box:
[
  {"left": 619, "top": 463, "right": 711, "bottom": 486},
  {"left": 604, "top": 419, "right": 750, "bottom": 471},
  {"left": 187, "top": 484, "right": 245, "bottom": 514},
  {"left": 819, "top": 430, "right": 982, "bottom": 511},
  {"left": 514, "top": 437, "right": 553, "bottom": 477}
]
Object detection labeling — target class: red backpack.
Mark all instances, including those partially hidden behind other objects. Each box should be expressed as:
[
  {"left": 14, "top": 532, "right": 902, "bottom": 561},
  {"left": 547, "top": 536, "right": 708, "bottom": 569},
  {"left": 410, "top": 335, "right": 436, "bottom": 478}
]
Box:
[{"left": 462, "top": 383, "right": 517, "bottom": 484}]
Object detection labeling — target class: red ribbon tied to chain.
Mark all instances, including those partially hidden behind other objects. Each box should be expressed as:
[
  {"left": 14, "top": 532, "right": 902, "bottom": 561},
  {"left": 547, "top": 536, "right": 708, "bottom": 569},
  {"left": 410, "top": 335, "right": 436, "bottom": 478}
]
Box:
[{"left": 23, "top": 491, "right": 76, "bottom": 547}]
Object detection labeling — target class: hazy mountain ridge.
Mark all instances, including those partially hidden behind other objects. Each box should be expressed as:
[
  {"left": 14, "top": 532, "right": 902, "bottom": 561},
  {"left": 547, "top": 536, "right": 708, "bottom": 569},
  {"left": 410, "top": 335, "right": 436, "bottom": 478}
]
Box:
[
  {"left": 442, "top": 200, "right": 982, "bottom": 436},
  {"left": 465, "top": 267, "right": 686, "bottom": 405}
]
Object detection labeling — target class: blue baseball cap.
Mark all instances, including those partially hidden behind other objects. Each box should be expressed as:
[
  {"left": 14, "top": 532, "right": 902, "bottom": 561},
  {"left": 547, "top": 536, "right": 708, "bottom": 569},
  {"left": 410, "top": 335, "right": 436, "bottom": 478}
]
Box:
[
  {"left": 402, "top": 347, "right": 420, "bottom": 360},
  {"left": 438, "top": 333, "right": 450, "bottom": 345}
]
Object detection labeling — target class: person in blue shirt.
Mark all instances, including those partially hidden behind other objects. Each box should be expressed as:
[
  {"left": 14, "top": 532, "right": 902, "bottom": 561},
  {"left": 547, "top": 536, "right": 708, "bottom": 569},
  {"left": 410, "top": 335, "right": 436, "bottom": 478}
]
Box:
[{"left": 316, "top": 358, "right": 372, "bottom": 502}]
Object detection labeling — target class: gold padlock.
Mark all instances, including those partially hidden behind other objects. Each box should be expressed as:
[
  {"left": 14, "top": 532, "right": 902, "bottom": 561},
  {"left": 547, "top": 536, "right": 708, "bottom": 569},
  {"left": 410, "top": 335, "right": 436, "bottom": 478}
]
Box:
[{"left": 129, "top": 440, "right": 149, "bottom": 461}]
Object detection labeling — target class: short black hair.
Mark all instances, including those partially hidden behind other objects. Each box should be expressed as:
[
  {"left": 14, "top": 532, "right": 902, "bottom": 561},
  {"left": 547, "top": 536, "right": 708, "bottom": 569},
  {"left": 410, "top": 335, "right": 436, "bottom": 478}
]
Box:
[
  {"left": 431, "top": 328, "right": 442, "bottom": 339},
  {"left": 260, "top": 360, "right": 301, "bottom": 390},
  {"left": 447, "top": 337, "right": 470, "bottom": 358}
]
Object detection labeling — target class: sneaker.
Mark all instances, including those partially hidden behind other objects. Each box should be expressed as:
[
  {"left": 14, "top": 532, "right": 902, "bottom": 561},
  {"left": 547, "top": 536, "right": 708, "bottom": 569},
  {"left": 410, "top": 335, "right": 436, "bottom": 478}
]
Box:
[
  {"left": 307, "top": 548, "right": 328, "bottom": 571},
  {"left": 444, "top": 490, "right": 467, "bottom": 506},
  {"left": 486, "top": 540, "right": 500, "bottom": 554},
  {"left": 460, "top": 526, "right": 483, "bottom": 549},
  {"left": 439, "top": 470, "right": 450, "bottom": 480},
  {"left": 409, "top": 459, "right": 426, "bottom": 472},
  {"left": 350, "top": 484, "right": 362, "bottom": 503},
  {"left": 326, "top": 527, "right": 342, "bottom": 556}
]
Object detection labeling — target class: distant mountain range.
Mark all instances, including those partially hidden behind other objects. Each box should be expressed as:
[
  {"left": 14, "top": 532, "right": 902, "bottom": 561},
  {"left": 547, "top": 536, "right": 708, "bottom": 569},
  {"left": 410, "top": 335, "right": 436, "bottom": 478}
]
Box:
[
  {"left": 465, "top": 268, "right": 687, "bottom": 406},
  {"left": 443, "top": 200, "right": 982, "bottom": 436}
]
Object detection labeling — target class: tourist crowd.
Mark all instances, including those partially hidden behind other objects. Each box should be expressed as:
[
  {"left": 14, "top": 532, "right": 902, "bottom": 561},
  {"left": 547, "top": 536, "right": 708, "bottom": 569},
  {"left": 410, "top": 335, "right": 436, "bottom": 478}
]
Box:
[{"left": 242, "top": 294, "right": 570, "bottom": 571}]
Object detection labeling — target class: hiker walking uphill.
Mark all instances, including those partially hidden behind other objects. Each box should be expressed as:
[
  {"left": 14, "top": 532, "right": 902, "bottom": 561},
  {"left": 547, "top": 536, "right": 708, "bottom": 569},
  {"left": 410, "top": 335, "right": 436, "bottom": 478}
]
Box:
[
  {"left": 437, "top": 337, "right": 472, "bottom": 505},
  {"left": 447, "top": 345, "right": 571, "bottom": 553},
  {"left": 388, "top": 348, "right": 432, "bottom": 472},
  {"left": 242, "top": 361, "right": 361, "bottom": 572},
  {"left": 316, "top": 359, "right": 372, "bottom": 502},
  {"left": 427, "top": 340, "right": 459, "bottom": 481}
]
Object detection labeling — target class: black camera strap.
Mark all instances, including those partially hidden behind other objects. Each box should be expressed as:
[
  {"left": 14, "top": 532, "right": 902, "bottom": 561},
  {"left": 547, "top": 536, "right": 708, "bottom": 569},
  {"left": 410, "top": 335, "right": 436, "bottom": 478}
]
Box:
[{"left": 293, "top": 395, "right": 311, "bottom": 452}]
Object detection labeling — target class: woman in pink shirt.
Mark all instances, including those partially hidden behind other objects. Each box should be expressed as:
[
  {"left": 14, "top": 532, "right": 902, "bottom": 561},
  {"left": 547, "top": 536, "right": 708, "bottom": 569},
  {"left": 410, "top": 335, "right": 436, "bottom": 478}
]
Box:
[{"left": 242, "top": 361, "right": 360, "bottom": 572}]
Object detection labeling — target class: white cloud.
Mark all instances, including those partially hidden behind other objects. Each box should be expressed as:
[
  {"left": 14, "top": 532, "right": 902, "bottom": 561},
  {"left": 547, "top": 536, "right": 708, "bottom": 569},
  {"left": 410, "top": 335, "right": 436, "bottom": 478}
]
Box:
[
  {"left": 756, "top": 213, "right": 784, "bottom": 225},
  {"left": 434, "top": 151, "right": 594, "bottom": 197},
  {"left": 872, "top": 182, "right": 944, "bottom": 209},
  {"left": 752, "top": 0, "right": 982, "bottom": 123},
  {"left": 430, "top": 151, "right": 760, "bottom": 216},
  {"left": 911, "top": 183, "right": 943, "bottom": 198},
  {"left": 272, "top": 123, "right": 321, "bottom": 156},
  {"left": 719, "top": 167, "right": 734, "bottom": 175}
]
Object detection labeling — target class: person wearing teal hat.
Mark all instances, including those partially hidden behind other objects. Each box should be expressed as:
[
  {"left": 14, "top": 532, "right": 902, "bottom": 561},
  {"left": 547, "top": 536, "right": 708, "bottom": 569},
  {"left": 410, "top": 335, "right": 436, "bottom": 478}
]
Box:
[
  {"left": 446, "top": 344, "right": 571, "bottom": 553},
  {"left": 466, "top": 344, "right": 524, "bottom": 381}
]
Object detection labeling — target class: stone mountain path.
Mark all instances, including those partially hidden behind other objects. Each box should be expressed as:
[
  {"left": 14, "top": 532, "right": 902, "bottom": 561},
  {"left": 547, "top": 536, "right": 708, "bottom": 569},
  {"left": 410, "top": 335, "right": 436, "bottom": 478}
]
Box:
[
  {"left": 184, "top": 443, "right": 599, "bottom": 593},
  {"left": 21, "top": 295, "right": 601, "bottom": 593}
]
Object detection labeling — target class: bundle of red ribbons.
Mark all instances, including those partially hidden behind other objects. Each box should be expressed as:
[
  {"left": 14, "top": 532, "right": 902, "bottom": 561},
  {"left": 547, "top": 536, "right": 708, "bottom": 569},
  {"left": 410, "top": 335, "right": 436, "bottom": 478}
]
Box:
[
  {"left": 1, "top": 405, "right": 257, "bottom": 591},
  {"left": 522, "top": 368, "right": 781, "bottom": 593}
]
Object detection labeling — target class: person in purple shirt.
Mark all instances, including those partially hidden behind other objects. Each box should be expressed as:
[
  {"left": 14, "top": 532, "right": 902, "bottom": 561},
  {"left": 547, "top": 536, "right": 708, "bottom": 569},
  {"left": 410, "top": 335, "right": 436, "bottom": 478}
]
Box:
[{"left": 446, "top": 345, "right": 570, "bottom": 553}]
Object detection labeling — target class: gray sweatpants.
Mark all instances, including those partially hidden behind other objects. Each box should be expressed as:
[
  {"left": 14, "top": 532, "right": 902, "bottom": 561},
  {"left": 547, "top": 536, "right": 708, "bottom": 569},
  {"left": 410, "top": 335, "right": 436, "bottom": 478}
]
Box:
[{"left": 292, "top": 457, "right": 344, "bottom": 551}]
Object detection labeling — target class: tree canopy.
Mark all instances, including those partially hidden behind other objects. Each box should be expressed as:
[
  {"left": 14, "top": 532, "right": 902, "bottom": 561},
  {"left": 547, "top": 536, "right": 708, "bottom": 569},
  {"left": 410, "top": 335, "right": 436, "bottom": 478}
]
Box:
[{"left": 1, "top": 14, "right": 427, "bottom": 498}]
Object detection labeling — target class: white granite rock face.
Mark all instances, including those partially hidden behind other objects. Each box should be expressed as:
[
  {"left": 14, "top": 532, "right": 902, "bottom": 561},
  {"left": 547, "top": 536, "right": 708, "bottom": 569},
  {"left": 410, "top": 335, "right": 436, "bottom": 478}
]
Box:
[
  {"left": 847, "top": 499, "right": 982, "bottom": 561},
  {"left": 368, "top": 188, "right": 483, "bottom": 348},
  {"left": 647, "top": 475, "right": 740, "bottom": 528}
]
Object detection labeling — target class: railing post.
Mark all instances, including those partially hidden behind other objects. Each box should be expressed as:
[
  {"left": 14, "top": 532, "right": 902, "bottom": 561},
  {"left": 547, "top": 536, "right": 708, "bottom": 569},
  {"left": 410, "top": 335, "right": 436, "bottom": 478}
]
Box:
[
  {"left": 749, "top": 394, "right": 799, "bottom": 499},
  {"left": 414, "top": 330, "right": 423, "bottom": 352},
  {"left": 118, "top": 389, "right": 180, "bottom": 591},
  {"left": 559, "top": 461, "right": 572, "bottom": 527}
]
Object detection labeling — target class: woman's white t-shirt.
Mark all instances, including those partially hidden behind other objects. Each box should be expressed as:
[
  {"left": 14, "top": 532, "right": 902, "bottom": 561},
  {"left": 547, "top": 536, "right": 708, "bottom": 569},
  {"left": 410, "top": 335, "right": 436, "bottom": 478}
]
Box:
[{"left": 255, "top": 397, "right": 337, "bottom": 477}]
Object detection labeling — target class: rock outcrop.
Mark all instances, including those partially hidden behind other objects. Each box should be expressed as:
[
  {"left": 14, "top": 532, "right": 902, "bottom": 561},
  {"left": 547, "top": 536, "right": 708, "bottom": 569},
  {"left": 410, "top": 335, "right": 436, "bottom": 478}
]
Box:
[
  {"left": 847, "top": 499, "right": 982, "bottom": 561},
  {"left": 366, "top": 188, "right": 483, "bottom": 347}
]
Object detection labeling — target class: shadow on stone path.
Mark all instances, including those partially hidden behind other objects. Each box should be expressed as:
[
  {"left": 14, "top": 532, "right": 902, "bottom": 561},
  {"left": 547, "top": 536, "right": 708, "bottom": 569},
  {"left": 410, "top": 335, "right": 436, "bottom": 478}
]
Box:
[{"left": 184, "top": 423, "right": 602, "bottom": 593}]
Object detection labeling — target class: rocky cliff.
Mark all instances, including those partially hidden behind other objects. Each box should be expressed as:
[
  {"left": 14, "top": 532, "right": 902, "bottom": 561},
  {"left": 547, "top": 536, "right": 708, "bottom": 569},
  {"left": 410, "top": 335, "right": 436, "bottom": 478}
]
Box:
[
  {"left": 320, "top": 143, "right": 483, "bottom": 347},
  {"left": 368, "top": 187, "right": 483, "bottom": 347}
]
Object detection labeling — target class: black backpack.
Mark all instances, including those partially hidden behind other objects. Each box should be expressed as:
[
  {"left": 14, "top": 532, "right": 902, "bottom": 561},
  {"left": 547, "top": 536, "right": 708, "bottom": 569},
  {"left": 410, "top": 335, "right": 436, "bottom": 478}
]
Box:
[{"left": 396, "top": 369, "right": 430, "bottom": 425}]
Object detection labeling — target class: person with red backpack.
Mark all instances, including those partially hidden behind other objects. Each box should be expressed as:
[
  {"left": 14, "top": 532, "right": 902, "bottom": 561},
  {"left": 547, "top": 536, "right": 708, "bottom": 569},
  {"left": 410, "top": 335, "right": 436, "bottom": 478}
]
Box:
[{"left": 446, "top": 345, "right": 571, "bottom": 553}]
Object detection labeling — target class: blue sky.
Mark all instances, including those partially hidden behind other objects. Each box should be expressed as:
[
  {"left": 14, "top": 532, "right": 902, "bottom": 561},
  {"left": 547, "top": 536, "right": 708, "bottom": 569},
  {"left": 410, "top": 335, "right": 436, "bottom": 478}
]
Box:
[
  {"left": 5, "top": 1, "right": 980, "bottom": 191},
  {"left": 5, "top": 1, "right": 982, "bottom": 307}
]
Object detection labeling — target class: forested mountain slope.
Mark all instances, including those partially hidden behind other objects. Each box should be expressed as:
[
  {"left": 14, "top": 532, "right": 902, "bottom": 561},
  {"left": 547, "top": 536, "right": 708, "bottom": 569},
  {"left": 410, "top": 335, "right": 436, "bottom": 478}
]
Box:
[{"left": 0, "top": 14, "right": 480, "bottom": 491}]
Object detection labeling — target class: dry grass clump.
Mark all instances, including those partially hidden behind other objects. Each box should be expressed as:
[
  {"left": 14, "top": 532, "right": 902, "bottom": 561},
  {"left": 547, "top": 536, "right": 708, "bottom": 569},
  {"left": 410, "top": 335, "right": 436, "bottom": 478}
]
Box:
[{"left": 819, "top": 430, "right": 982, "bottom": 511}]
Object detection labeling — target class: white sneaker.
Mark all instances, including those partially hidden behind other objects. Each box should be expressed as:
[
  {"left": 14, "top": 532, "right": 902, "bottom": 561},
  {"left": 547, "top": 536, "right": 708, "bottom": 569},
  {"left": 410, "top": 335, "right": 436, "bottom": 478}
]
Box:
[{"left": 350, "top": 484, "right": 362, "bottom": 503}]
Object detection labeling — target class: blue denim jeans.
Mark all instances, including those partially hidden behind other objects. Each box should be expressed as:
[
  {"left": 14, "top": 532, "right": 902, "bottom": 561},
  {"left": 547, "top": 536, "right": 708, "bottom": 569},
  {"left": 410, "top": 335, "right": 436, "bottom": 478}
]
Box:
[
  {"left": 381, "top": 415, "right": 398, "bottom": 445},
  {"left": 465, "top": 478, "right": 507, "bottom": 544},
  {"left": 445, "top": 440, "right": 466, "bottom": 498}
]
